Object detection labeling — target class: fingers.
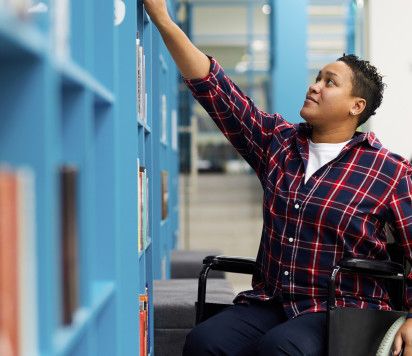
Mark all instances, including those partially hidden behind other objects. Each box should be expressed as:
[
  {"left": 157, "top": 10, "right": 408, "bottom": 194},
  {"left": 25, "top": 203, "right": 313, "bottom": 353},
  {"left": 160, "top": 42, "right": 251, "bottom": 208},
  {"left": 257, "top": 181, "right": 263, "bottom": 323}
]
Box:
[{"left": 393, "top": 334, "right": 404, "bottom": 355}]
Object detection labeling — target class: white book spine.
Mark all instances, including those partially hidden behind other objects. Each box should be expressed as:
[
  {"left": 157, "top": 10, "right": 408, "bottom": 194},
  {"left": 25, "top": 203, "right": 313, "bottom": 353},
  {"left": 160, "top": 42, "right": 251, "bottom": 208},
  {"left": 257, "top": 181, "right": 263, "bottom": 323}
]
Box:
[
  {"left": 138, "top": 46, "right": 144, "bottom": 121},
  {"left": 137, "top": 159, "right": 141, "bottom": 252},
  {"left": 142, "top": 53, "right": 146, "bottom": 123},
  {"left": 171, "top": 110, "right": 177, "bottom": 151},
  {"left": 17, "top": 168, "right": 38, "bottom": 356},
  {"left": 136, "top": 38, "right": 141, "bottom": 122},
  {"left": 161, "top": 94, "right": 167, "bottom": 143},
  {"left": 53, "top": 0, "right": 70, "bottom": 60}
]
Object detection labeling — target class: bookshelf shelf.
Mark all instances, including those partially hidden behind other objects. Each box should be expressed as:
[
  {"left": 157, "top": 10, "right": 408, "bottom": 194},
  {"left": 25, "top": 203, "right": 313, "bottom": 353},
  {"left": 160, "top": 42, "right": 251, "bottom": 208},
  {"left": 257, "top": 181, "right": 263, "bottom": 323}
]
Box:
[
  {"left": 57, "top": 60, "right": 115, "bottom": 105},
  {"left": 53, "top": 280, "right": 114, "bottom": 355},
  {"left": 53, "top": 308, "right": 91, "bottom": 356},
  {"left": 137, "top": 119, "right": 152, "bottom": 134},
  {"left": 0, "top": 12, "right": 46, "bottom": 59},
  {"left": 139, "top": 237, "right": 152, "bottom": 261},
  {"left": 0, "top": 0, "right": 179, "bottom": 354}
]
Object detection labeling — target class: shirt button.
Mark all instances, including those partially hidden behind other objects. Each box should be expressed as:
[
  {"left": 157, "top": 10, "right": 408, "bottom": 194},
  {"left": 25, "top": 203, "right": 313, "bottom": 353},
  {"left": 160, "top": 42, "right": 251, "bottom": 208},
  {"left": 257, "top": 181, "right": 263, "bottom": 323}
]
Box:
[
  {"left": 284, "top": 271, "right": 289, "bottom": 276},
  {"left": 294, "top": 203, "right": 300, "bottom": 209},
  {"left": 288, "top": 237, "right": 294, "bottom": 243}
]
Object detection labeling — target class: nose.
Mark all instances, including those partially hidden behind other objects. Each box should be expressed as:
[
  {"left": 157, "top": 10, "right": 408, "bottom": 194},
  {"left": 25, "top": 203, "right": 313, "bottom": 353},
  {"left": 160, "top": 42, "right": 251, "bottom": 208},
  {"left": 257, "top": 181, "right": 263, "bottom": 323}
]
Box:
[{"left": 308, "top": 81, "right": 321, "bottom": 94}]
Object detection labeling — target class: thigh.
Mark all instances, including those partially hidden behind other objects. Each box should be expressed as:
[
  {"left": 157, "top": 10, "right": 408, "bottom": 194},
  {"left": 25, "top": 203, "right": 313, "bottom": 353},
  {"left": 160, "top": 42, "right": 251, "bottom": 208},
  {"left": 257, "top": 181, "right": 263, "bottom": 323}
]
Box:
[
  {"left": 183, "top": 301, "right": 287, "bottom": 356},
  {"left": 257, "top": 312, "right": 327, "bottom": 356}
]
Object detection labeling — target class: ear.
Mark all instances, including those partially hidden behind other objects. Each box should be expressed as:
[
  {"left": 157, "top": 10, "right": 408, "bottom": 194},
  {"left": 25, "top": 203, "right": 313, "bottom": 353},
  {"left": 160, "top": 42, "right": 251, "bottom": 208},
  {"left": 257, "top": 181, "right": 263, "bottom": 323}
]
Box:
[{"left": 350, "top": 98, "right": 366, "bottom": 116}]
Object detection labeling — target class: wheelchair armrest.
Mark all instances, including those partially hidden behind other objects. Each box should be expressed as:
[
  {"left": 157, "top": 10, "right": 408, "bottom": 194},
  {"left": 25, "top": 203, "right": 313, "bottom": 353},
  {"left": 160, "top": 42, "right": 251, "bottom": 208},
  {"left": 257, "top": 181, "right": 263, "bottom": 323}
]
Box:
[
  {"left": 328, "top": 258, "right": 405, "bottom": 310},
  {"left": 338, "top": 258, "right": 404, "bottom": 278},
  {"left": 202, "top": 255, "right": 256, "bottom": 275},
  {"left": 196, "top": 255, "right": 256, "bottom": 324}
]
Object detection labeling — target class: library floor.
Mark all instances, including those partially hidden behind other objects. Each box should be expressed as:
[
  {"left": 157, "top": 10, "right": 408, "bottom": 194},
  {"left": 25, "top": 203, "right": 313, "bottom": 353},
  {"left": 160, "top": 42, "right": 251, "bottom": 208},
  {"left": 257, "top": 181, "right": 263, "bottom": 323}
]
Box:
[{"left": 179, "top": 172, "right": 263, "bottom": 294}]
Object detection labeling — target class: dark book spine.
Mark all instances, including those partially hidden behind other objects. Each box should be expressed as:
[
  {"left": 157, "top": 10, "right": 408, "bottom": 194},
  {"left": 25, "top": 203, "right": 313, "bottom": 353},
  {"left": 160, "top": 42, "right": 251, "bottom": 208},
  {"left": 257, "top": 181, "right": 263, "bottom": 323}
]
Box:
[{"left": 60, "top": 166, "right": 79, "bottom": 325}]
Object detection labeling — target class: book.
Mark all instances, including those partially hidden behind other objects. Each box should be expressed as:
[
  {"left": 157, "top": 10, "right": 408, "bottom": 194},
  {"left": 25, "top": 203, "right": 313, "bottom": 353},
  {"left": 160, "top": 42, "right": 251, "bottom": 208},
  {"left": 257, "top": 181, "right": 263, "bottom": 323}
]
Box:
[
  {"left": 0, "top": 168, "right": 19, "bottom": 356},
  {"left": 52, "top": 0, "right": 71, "bottom": 60},
  {"left": 145, "top": 173, "right": 149, "bottom": 242},
  {"left": 138, "top": 167, "right": 144, "bottom": 251},
  {"left": 171, "top": 109, "right": 177, "bottom": 151},
  {"left": 60, "top": 165, "right": 79, "bottom": 325},
  {"left": 136, "top": 33, "right": 141, "bottom": 122},
  {"left": 139, "top": 292, "right": 149, "bottom": 356},
  {"left": 161, "top": 171, "right": 168, "bottom": 220},
  {"left": 142, "top": 53, "right": 146, "bottom": 123},
  {"left": 161, "top": 94, "right": 167, "bottom": 143},
  {"left": 137, "top": 45, "right": 144, "bottom": 121},
  {"left": 17, "top": 168, "right": 38, "bottom": 356},
  {"left": 137, "top": 159, "right": 142, "bottom": 252},
  {"left": 138, "top": 166, "right": 150, "bottom": 250}
]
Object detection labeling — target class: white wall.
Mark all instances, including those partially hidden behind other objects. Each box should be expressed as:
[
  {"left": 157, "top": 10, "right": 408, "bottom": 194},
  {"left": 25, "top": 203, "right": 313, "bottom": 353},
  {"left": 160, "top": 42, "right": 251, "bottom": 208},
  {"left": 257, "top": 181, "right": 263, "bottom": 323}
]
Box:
[{"left": 366, "top": 0, "right": 412, "bottom": 160}]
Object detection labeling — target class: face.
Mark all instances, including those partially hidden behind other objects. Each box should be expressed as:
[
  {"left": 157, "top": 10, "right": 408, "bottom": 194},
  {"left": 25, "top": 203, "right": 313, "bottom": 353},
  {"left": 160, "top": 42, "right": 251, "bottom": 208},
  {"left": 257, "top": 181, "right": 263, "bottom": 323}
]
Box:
[{"left": 300, "top": 61, "right": 359, "bottom": 128}]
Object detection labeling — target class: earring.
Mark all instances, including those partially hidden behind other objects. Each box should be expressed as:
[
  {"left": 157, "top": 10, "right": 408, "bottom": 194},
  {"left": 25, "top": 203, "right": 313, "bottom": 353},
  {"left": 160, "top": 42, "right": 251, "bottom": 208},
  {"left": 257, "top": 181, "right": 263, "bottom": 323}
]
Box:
[{"left": 350, "top": 111, "right": 355, "bottom": 115}]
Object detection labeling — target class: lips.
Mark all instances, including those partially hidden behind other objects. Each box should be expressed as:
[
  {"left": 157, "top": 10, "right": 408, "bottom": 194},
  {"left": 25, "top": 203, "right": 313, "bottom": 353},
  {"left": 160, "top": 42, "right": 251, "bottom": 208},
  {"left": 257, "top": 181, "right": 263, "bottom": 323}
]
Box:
[{"left": 305, "top": 95, "right": 318, "bottom": 104}]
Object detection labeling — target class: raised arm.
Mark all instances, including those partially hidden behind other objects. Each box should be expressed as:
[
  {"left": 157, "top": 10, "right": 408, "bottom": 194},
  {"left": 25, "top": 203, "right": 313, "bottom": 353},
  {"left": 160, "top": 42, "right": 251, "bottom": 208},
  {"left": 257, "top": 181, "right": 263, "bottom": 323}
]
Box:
[
  {"left": 144, "top": 0, "right": 293, "bottom": 180},
  {"left": 143, "top": 0, "right": 210, "bottom": 80}
]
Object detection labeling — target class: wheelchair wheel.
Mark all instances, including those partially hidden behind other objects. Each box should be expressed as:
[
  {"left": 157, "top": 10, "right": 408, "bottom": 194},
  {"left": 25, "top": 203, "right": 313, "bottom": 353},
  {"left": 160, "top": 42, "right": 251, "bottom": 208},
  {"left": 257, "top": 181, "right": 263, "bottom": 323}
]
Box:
[{"left": 376, "top": 316, "right": 406, "bottom": 356}]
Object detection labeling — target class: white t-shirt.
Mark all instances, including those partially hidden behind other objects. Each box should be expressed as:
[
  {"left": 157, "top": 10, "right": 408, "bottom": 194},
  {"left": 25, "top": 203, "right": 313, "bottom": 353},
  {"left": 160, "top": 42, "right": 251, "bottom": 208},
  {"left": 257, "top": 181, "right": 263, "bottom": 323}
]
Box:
[{"left": 304, "top": 138, "right": 351, "bottom": 184}]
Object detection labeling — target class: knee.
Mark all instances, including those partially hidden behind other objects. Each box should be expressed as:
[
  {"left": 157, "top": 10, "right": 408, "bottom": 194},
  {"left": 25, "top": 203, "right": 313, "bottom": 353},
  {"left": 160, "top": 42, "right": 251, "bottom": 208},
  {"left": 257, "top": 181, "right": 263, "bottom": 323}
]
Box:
[
  {"left": 182, "top": 325, "right": 215, "bottom": 356},
  {"left": 256, "top": 329, "right": 316, "bottom": 356},
  {"left": 256, "top": 333, "right": 297, "bottom": 356}
]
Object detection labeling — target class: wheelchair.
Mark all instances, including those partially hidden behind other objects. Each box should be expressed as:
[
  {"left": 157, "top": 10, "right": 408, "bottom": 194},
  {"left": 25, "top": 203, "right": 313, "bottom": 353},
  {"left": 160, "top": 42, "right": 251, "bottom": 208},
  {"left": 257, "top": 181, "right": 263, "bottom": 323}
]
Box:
[{"left": 195, "top": 242, "right": 408, "bottom": 356}]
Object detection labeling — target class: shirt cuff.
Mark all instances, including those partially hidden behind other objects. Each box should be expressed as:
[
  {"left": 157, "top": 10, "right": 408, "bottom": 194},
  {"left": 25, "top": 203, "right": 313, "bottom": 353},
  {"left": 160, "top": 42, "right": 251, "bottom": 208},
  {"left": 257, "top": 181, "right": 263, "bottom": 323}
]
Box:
[{"left": 182, "top": 55, "right": 224, "bottom": 93}]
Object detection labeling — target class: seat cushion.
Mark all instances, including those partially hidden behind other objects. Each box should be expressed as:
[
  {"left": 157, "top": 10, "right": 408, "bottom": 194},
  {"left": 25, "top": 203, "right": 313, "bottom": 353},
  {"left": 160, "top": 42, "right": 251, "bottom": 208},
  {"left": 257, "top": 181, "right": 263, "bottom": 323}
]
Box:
[
  {"left": 154, "top": 328, "right": 191, "bottom": 356},
  {"left": 153, "top": 278, "right": 235, "bottom": 329},
  {"left": 171, "top": 249, "right": 225, "bottom": 278}
]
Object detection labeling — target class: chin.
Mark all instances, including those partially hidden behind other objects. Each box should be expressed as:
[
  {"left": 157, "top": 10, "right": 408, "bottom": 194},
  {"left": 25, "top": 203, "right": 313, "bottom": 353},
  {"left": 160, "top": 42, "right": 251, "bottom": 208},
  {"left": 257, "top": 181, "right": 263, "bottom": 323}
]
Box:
[
  {"left": 299, "top": 107, "right": 311, "bottom": 122},
  {"left": 299, "top": 108, "right": 320, "bottom": 126}
]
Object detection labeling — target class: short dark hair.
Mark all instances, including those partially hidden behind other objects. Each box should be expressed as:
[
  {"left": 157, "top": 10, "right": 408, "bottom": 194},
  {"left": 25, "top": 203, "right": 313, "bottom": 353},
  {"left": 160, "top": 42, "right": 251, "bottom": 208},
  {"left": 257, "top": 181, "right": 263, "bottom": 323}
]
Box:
[{"left": 337, "top": 54, "right": 386, "bottom": 127}]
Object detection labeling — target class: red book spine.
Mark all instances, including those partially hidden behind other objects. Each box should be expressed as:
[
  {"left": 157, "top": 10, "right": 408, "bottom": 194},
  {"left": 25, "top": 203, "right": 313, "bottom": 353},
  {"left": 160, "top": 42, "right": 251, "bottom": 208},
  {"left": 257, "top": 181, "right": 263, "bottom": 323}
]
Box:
[{"left": 0, "top": 170, "right": 19, "bottom": 356}]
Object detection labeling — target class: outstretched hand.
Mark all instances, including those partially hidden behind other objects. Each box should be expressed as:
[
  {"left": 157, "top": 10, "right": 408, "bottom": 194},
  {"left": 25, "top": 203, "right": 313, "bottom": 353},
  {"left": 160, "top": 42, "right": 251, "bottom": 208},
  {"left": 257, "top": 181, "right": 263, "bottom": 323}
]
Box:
[
  {"left": 143, "top": 0, "right": 171, "bottom": 25},
  {"left": 392, "top": 319, "right": 412, "bottom": 355}
]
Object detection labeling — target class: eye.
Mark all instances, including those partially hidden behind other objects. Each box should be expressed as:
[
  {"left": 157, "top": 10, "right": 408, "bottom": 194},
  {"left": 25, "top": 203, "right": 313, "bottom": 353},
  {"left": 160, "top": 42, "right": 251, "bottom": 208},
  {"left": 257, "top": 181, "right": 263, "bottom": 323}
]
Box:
[{"left": 326, "top": 79, "right": 335, "bottom": 86}]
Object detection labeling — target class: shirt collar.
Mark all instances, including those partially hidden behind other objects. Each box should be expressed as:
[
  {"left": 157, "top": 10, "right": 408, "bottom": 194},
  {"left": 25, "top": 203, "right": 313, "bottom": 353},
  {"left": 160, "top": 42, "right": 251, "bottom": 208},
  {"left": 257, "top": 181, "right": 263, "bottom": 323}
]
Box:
[{"left": 297, "top": 122, "right": 382, "bottom": 150}]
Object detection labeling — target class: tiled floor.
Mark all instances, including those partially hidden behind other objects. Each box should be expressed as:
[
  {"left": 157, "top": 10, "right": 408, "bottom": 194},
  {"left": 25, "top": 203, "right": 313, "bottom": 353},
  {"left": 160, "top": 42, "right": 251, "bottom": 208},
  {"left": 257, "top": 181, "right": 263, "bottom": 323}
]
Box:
[{"left": 179, "top": 173, "right": 264, "bottom": 294}]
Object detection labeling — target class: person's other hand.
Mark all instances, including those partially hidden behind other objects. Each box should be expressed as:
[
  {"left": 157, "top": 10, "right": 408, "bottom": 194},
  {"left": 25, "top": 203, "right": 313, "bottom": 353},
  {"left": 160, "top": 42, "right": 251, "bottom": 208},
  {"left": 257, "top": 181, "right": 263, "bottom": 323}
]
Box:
[
  {"left": 143, "top": 0, "right": 171, "bottom": 25},
  {"left": 392, "top": 319, "right": 412, "bottom": 355}
]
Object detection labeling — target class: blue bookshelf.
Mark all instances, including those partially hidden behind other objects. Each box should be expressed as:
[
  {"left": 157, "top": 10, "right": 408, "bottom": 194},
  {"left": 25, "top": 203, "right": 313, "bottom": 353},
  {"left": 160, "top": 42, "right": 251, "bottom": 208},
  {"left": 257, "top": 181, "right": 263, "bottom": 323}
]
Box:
[{"left": 0, "top": 0, "right": 179, "bottom": 355}]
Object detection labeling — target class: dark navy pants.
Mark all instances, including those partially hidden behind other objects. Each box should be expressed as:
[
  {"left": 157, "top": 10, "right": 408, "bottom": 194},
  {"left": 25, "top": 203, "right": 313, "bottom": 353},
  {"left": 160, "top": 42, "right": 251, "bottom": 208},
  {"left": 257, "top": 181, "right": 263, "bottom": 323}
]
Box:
[{"left": 183, "top": 300, "right": 327, "bottom": 356}]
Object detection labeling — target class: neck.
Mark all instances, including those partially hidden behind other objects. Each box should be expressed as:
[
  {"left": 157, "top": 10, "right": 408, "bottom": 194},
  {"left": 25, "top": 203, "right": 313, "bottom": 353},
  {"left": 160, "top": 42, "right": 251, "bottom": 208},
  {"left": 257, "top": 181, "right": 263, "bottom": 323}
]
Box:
[{"left": 310, "top": 126, "right": 356, "bottom": 144}]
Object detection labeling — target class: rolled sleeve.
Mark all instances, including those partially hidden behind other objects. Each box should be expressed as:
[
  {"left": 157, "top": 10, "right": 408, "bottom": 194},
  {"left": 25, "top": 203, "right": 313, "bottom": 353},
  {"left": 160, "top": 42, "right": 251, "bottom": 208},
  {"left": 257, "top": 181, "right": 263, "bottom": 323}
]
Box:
[
  {"left": 182, "top": 55, "right": 293, "bottom": 179},
  {"left": 183, "top": 55, "right": 221, "bottom": 93}
]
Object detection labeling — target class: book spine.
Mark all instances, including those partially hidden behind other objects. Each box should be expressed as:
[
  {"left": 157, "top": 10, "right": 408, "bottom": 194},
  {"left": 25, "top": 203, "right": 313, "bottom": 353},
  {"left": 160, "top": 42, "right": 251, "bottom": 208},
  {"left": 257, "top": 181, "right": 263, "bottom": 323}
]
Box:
[
  {"left": 17, "top": 168, "right": 38, "bottom": 356},
  {"left": 137, "top": 159, "right": 141, "bottom": 252},
  {"left": 142, "top": 168, "right": 147, "bottom": 248},
  {"left": 60, "top": 166, "right": 79, "bottom": 325},
  {"left": 0, "top": 169, "right": 19, "bottom": 356},
  {"left": 53, "top": 0, "right": 71, "bottom": 60},
  {"left": 138, "top": 46, "right": 144, "bottom": 121},
  {"left": 136, "top": 34, "right": 141, "bottom": 122}
]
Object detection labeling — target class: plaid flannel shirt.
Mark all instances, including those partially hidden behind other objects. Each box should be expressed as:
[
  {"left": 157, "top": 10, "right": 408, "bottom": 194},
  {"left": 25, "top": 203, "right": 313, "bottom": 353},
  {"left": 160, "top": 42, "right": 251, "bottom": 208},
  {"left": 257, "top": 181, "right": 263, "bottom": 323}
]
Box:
[{"left": 183, "top": 56, "right": 412, "bottom": 319}]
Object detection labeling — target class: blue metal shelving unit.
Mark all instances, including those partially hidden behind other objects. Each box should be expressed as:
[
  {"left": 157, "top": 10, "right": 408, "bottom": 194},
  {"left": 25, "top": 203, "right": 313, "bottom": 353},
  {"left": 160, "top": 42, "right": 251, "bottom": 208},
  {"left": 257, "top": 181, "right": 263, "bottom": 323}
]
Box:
[{"left": 0, "top": 0, "right": 179, "bottom": 354}]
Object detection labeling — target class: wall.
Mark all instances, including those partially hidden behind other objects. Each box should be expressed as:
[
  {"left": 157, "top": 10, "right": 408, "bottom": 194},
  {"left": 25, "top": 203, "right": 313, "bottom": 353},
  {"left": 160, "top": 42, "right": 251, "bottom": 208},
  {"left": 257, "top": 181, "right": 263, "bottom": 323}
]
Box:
[{"left": 367, "top": 0, "right": 412, "bottom": 160}]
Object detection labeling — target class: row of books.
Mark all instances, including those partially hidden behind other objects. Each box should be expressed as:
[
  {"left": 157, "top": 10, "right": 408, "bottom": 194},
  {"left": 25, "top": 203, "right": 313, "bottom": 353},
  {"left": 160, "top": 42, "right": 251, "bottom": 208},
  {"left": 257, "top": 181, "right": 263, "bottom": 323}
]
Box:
[
  {"left": 139, "top": 287, "right": 150, "bottom": 356},
  {"left": 138, "top": 161, "right": 149, "bottom": 252},
  {"left": 0, "top": 166, "right": 38, "bottom": 356},
  {"left": 136, "top": 33, "right": 148, "bottom": 123}
]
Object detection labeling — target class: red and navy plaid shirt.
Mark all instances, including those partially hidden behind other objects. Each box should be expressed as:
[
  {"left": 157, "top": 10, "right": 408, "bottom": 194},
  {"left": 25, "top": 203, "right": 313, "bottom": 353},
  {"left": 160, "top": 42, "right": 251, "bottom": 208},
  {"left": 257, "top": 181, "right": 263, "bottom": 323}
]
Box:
[{"left": 183, "top": 56, "right": 412, "bottom": 319}]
